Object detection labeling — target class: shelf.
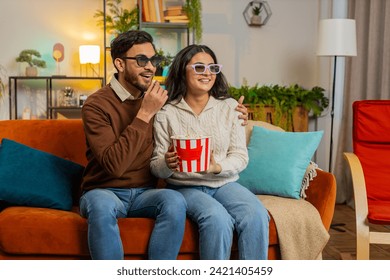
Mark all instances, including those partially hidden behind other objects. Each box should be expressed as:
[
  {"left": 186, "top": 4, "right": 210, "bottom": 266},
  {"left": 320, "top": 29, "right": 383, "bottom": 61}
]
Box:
[
  {"left": 9, "top": 76, "right": 103, "bottom": 119},
  {"left": 8, "top": 76, "right": 103, "bottom": 80},
  {"left": 48, "top": 106, "right": 84, "bottom": 110},
  {"left": 139, "top": 22, "right": 189, "bottom": 29},
  {"left": 102, "top": 0, "right": 193, "bottom": 82}
]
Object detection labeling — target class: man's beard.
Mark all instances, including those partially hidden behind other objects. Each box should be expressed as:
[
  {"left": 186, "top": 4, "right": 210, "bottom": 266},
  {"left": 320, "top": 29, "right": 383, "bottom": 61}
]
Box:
[{"left": 123, "top": 68, "right": 153, "bottom": 92}]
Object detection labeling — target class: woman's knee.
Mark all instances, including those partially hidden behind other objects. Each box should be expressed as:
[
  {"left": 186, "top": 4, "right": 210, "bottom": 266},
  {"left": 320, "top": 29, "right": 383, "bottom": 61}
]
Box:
[
  {"left": 200, "top": 207, "right": 235, "bottom": 233},
  {"left": 158, "top": 190, "right": 187, "bottom": 219},
  {"left": 244, "top": 204, "right": 270, "bottom": 229},
  {"left": 254, "top": 201, "right": 270, "bottom": 222}
]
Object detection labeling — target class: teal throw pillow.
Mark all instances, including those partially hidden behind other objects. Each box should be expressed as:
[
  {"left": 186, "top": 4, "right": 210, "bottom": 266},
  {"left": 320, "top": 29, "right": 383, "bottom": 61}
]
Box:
[
  {"left": 0, "top": 138, "right": 84, "bottom": 210},
  {"left": 238, "top": 126, "right": 323, "bottom": 199}
]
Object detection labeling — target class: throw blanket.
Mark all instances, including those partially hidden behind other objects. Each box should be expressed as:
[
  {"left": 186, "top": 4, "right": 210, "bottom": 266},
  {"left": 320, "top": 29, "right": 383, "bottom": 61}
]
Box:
[{"left": 258, "top": 195, "right": 330, "bottom": 260}]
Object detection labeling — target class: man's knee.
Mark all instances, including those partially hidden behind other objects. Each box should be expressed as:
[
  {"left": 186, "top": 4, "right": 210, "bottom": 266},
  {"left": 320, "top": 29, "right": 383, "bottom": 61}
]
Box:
[{"left": 80, "top": 189, "right": 118, "bottom": 218}]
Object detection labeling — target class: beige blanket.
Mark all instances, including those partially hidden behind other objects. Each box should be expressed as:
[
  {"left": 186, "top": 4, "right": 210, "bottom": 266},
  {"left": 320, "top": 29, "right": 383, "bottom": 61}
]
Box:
[{"left": 258, "top": 195, "right": 330, "bottom": 260}]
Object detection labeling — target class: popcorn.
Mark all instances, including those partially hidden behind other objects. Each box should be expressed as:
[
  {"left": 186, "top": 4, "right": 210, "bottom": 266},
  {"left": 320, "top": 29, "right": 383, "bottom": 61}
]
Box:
[{"left": 171, "top": 136, "right": 211, "bottom": 172}]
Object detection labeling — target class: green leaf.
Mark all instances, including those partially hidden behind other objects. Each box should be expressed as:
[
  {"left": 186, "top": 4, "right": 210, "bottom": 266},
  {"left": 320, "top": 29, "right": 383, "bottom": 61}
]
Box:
[{"left": 229, "top": 82, "right": 329, "bottom": 129}]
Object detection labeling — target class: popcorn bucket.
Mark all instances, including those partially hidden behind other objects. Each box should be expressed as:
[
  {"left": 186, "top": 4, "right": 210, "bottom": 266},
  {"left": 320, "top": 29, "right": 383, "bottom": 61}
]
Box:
[{"left": 171, "top": 136, "right": 212, "bottom": 172}]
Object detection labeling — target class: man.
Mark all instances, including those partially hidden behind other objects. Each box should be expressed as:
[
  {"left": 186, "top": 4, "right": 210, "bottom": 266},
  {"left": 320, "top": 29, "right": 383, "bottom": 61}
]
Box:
[{"left": 80, "top": 30, "right": 248, "bottom": 260}]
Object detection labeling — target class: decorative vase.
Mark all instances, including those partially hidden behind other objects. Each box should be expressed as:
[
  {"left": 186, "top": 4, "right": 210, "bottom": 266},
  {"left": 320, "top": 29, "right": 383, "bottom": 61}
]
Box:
[
  {"left": 251, "top": 15, "right": 262, "bottom": 25},
  {"left": 25, "top": 66, "right": 38, "bottom": 77},
  {"left": 61, "top": 87, "right": 76, "bottom": 107}
]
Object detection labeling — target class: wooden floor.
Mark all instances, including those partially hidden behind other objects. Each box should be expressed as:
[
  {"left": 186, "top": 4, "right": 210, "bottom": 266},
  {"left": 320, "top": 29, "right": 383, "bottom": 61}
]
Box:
[{"left": 322, "top": 204, "right": 390, "bottom": 260}]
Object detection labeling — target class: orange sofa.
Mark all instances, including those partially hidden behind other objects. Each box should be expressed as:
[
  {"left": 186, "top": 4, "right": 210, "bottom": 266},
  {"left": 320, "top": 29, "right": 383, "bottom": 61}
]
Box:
[{"left": 0, "top": 119, "right": 336, "bottom": 260}]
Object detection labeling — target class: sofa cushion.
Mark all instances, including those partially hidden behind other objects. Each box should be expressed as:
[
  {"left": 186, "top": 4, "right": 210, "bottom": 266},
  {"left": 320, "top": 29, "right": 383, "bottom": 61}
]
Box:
[
  {"left": 0, "top": 206, "right": 279, "bottom": 257},
  {"left": 238, "top": 126, "right": 323, "bottom": 199},
  {"left": 0, "top": 207, "right": 204, "bottom": 257},
  {"left": 0, "top": 139, "right": 84, "bottom": 211},
  {"left": 0, "top": 206, "right": 90, "bottom": 256}
]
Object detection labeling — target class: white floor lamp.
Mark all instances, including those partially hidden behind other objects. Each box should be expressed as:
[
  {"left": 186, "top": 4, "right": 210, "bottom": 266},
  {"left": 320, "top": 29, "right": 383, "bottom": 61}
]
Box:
[
  {"left": 317, "top": 19, "right": 357, "bottom": 172},
  {"left": 79, "top": 45, "right": 101, "bottom": 77}
]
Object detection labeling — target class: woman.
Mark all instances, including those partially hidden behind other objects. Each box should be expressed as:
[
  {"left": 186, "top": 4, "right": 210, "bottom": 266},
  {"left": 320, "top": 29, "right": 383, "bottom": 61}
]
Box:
[{"left": 150, "top": 44, "right": 269, "bottom": 260}]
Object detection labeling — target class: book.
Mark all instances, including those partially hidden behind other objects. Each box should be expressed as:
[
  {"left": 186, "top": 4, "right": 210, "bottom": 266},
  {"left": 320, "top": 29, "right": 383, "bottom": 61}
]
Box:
[
  {"left": 164, "top": 9, "right": 186, "bottom": 17},
  {"left": 167, "top": 19, "right": 189, "bottom": 23},
  {"left": 164, "top": 8, "right": 183, "bottom": 16},
  {"left": 158, "top": 0, "right": 165, "bottom": 23},
  {"left": 164, "top": 15, "right": 188, "bottom": 21},
  {"left": 154, "top": 0, "right": 161, "bottom": 22},
  {"left": 148, "top": 0, "right": 157, "bottom": 22},
  {"left": 142, "top": 0, "right": 151, "bottom": 22},
  {"left": 166, "top": 5, "right": 183, "bottom": 11}
]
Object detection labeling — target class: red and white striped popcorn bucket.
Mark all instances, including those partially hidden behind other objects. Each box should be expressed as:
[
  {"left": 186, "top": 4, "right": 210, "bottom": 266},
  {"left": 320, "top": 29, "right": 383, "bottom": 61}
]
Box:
[{"left": 171, "top": 136, "right": 212, "bottom": 172}]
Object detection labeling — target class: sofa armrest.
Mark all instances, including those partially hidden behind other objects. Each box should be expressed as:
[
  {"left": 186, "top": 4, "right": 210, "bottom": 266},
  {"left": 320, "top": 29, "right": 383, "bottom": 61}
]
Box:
[{"left": 304, "top": 169, "right": 336, "bottom": 231}]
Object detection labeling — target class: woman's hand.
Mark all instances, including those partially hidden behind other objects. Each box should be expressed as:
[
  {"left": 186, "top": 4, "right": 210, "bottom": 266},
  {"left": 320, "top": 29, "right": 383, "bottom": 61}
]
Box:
[
  {"left": 236, "top": 96, "right": 249, "bottom": 126},
  {"left": 165, "top": 144, "right": 180, "bottom": 171},
  {"left": 206, "top": 152, "right": 222, "bottom": 174}
]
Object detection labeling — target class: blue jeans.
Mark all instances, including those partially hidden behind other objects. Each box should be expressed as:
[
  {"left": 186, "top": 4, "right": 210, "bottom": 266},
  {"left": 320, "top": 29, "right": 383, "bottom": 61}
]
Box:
[
  {"left": 169, "top": 182, "right": 269, "bottom": 260},
  {"left": 79, "top": 187, "right": 187, "bottom": 260}
]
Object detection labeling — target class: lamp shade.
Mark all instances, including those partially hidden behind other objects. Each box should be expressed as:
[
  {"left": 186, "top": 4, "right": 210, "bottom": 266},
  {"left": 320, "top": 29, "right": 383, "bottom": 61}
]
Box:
[
  {"left": 79, "top": 45, "right": 100, "bottom": 64},
  {"left": 317, "top": 19, "right": 357, "bottom": 57}
]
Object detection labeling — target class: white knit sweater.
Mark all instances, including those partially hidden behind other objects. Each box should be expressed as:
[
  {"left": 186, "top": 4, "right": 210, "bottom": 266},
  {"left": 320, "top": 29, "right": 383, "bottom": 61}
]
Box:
[{"left": 150, "top": 96, "right": 248, "bottom": 188}]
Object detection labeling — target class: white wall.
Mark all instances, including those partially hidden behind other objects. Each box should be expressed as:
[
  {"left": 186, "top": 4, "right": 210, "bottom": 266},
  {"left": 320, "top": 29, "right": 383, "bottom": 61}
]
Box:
[
  {"left": 202, "top": 0, "right": 321, "bottom": 88},
  {"left": 0, "top": 0, "right": 335, "bottom": 170},
  {"left": 0, "top": 0, "right": 324, "bottom": 101},
  {"left": 0, "top": 0, "right": 107, "bottom": 119},
  {"left": 202, "top": 0, "right": 336, "bottom": 170},
  {"left": 0, "top": 0, "right": 106, "bottom": 77}
]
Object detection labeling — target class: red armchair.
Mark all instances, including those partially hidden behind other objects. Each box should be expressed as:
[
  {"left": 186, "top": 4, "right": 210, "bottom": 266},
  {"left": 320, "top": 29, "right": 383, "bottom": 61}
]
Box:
[{"left": 344, "top": 100, "right": 390, "bottom": 259}]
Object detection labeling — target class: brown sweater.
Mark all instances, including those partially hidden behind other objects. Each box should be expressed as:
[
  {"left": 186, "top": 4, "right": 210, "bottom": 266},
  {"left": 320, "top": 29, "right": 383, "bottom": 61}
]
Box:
[{"left": 81, "top": 85, "right": 156, "bottom": 191}]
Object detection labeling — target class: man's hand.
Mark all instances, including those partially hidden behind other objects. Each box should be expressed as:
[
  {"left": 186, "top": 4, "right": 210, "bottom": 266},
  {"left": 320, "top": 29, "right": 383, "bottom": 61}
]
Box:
[
  {"left": 137, "top": 80, "right": 168, "bottom": 123},
  {"left": 236, "top": 96, "right": 249, "bottom": 126},
  {"left": 165, "top": 145, "right": 179, "bottom": 171}
]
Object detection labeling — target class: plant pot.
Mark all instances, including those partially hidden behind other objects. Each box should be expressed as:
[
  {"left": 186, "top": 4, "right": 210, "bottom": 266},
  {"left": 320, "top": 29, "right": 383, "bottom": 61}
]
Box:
[
  {"left": 251, "top": 15, "right": 262, "bottom": 25},
  {"left": 245, "top": 104, "right": 308, "bottom": 132},
  {"left": 26, "top": 66, "right": 38, "bottom": 77}
]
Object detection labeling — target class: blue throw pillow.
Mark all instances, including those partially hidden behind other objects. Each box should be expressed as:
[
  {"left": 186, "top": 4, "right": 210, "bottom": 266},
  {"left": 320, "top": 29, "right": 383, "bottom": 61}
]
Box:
[
  {"left": 0, "top": 138, "right": 84, "bottom": 210},
  {"left": 238, "top": 126, "right": 323, "bottom": 199}
]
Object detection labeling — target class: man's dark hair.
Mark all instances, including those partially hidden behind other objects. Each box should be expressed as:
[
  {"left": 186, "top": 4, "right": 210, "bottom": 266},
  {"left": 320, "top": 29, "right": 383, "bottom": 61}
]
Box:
[{"left": 110, "top": 30, "right": 156, "bottom": 61}]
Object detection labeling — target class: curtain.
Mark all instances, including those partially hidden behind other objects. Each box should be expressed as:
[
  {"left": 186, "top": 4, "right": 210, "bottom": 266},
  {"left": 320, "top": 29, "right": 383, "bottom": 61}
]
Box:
[{"left": 334, "top": 0, "right": 390, "bottom": 205}]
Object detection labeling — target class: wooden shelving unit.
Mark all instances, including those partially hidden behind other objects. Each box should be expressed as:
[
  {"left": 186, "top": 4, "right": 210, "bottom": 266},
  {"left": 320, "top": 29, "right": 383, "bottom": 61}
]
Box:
[
  {"left": 8, "top": 76, "right": 103, "bottom": 119},
  {"left": 102, "top": 0, "right": 193, "bottom": 82}
]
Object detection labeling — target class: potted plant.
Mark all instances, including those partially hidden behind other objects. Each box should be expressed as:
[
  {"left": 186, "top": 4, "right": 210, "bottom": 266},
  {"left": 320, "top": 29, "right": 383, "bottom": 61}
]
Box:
[
  {"left": 15, "top": 49, "right": 46, "bottom": 76},
  {"left": 251, "top": 3, "right": 262, "bottom": 25},
  {"left": 94, "top": 0, "right": 139, "bottom": 36},
  {"left": 184, "top": 0, "right": 202, "bottom": 43},
  {"left": 155, "top": 48, "right": 173, "bottom": 76},
  {"left": 228, "top": 82, "right": 329, "bottom": 131}
]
